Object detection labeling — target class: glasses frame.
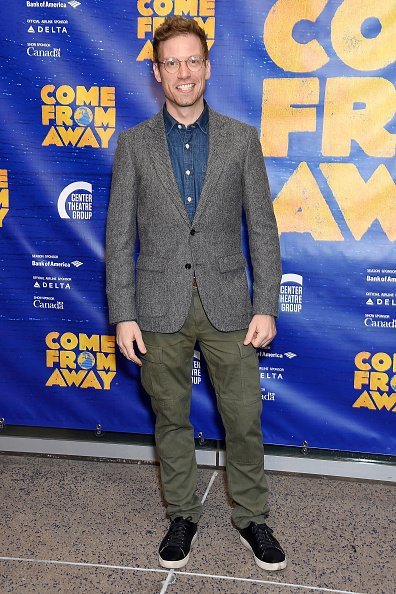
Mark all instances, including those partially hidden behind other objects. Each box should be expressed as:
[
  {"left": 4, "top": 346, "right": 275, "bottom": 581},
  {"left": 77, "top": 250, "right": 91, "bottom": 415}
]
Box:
[{"left": 157, "top": 55, "right": 207, "bottom": 74}]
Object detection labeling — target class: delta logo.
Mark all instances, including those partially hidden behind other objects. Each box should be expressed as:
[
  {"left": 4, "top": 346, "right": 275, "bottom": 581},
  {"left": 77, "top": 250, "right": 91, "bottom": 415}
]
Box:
[
  {"left": 353, "top": 351, "right": 396, "bottom": 412},
  {"left": 45, "top": 331, "right": 116, "bottom": 390},
  {"left": 41, "top": 84, "right": 116, "bottom": 148}
]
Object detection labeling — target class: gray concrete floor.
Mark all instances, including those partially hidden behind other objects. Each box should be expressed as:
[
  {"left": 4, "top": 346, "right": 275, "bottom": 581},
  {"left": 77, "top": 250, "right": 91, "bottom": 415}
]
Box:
[{"left": 0, "top": 454, "right": 394, "bottom": 594}]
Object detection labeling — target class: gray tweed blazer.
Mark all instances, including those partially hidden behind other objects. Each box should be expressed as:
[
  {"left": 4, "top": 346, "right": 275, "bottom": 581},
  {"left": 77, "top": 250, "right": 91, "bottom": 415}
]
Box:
[{"left": 106, "top": 107, "right": 281, "bottom": 333}]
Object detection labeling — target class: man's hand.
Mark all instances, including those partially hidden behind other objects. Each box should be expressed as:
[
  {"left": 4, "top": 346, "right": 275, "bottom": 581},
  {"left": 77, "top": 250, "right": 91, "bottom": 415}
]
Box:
[
  {"left": 116, "top": 321, "right": 147, "bottom": 366},
  {"left": 243, "top": 314, "right": 276, "bottom": 348}
]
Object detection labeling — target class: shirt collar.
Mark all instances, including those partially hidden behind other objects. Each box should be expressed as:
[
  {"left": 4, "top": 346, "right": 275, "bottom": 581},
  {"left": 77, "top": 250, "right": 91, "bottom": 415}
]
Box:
[{"left": 163, "top": 101, "right": 209, "bottom": 135}]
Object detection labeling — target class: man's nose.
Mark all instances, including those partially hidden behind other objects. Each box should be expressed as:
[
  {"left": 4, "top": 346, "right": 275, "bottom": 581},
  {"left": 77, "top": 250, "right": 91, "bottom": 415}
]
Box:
[{"left": 177, "top": 60, "right": 190, "bottom": 78}]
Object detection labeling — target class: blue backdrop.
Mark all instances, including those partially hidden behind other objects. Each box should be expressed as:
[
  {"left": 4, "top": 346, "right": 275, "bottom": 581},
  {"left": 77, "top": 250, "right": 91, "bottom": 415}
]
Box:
[{"left": 1, "top": 0, "right": 395, "bottom": 455}]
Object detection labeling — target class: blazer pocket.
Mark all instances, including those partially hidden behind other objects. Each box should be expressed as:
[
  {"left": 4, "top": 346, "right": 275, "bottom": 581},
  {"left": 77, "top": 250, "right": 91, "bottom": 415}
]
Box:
[
  {"left": 136, "top": 255, "right": 167, "bottom": 317},
  {"left": 219, "top": 253, "right": 247, "bottom": 273},
  {"left": 136, "top": 254, "right": 167, "bottom": 272}
]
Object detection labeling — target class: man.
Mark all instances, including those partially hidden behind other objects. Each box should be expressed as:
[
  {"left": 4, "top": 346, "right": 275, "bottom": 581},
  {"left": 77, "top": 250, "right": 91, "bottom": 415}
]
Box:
[{"left": 106, "top": 15, "right": 286, "bottom": 572}]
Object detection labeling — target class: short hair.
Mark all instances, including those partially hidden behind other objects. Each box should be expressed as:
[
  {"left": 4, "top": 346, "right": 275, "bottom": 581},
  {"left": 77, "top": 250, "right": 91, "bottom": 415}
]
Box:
[{"left": 153, "top": 16, "right": 209, "bottom": 63}]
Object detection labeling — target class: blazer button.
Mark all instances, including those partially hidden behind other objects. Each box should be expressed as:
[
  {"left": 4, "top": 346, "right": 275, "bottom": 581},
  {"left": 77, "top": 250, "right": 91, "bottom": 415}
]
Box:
[
  {"left": 190, "top": 229, "right": 196, "bottom": 236},
  {"left": 185, "top": 263, "right": 191, "bottom": 269}
]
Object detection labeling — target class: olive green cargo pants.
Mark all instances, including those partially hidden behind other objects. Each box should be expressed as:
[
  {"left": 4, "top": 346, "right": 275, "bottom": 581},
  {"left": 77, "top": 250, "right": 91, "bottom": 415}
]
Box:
[{"left": 140, "top": 287, "right": 269, "bottom": 529}]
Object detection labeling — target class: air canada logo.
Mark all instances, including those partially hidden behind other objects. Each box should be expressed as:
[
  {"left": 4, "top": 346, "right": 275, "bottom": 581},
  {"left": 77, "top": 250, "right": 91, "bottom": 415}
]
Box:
[
  {"left": 58, "top": 181, "right": 93, "bottom": 220},
  {"left": 0, "top": 169, "right": 9, "bottom": 227},
  {"left": 45, "top": 331, "right": 116, "bottom": 390},
  {"left": 279, "top": 273, "right": 303, "bottom": 313},
  {"left": 41, "top": 84, "right": 116, "bottom": 148},
  {"left": 353, "top": 351, "right": 396, "bottom": 412}
]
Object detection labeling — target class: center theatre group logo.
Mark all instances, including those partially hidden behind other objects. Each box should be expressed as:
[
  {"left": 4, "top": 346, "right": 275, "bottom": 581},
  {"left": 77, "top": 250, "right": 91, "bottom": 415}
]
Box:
[
  {"left": 279, "top": 273, "right": 303, "bottom": 313},
  {"left": 353, "top": 351, "right": 396, "bottom": 412},
  {"left": 41, "top": 85, "right": 116, "bottom": 148},
  {"left": 136, "top": 0, "right": 215, "bottom": 61},
  {"left": 58, "top": 181, "right": 93, "bottom": 220},
  {"left": 45, "top": 331, "right": 116, "bottom": 390}
]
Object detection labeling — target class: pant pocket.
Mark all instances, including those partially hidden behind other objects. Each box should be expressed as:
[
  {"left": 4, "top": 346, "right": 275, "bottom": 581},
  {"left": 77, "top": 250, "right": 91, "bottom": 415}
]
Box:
[
  {"left": 237, "top": 341, "right": 261, "bottom": 405},
  {"left": 140, "top": 345, "right": 168, "bottom": 398}
]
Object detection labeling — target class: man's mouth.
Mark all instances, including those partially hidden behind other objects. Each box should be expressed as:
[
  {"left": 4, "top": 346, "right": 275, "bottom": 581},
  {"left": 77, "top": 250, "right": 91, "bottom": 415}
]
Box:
[{"left": 176, "top": 83, "right": 195, "bottom": 91}]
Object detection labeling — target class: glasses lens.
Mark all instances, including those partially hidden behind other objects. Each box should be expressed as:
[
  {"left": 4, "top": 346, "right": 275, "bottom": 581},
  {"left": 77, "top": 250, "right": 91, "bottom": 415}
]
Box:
[
  {"left": 187, "top": 56, "right": 203, "bottom": 71},
  {"left": 164, "top": 58, "right": 179, "bottom": 73}
]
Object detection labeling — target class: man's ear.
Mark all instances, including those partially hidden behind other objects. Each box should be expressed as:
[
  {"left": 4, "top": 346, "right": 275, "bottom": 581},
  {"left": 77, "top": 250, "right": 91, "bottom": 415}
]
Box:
[
  {"left": 205, "top": 60, "right": 211, "bottom": 81},
  {"left": 153, "top": 62, "right": 162, "bottom": 83}
]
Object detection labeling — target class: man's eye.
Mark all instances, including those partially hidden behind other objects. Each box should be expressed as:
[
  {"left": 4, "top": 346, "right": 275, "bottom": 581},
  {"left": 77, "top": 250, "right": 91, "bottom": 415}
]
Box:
[
  {"left": 189, "top": 57, "right": 199, "bottom": 64},
  {"left": 167, "top": 59, "right": 177, "bottom": 67}
]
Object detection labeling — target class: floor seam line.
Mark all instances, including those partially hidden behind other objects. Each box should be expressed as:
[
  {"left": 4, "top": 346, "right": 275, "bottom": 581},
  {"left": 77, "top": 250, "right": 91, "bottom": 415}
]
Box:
[{"left": 0, "top": 555, "right": 369, "bottom": 594}]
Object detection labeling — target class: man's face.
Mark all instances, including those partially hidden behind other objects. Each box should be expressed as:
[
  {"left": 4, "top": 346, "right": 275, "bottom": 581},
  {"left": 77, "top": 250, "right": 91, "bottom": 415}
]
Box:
[{"left": 153, "top": 33, "right": 210, "bottom": 111}]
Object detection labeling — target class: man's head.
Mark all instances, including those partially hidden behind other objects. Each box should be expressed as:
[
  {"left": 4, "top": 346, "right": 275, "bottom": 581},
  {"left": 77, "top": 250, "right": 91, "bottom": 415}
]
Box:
[
  {"left": 153, "top": 16, "right": 210, "bottom": 117},
  {"left": 153, "top": 16, "right": 209, "bottom": 64}
]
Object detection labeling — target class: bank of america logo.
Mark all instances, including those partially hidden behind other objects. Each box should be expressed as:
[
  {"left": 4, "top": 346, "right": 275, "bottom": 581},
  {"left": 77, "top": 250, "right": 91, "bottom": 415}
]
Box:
[
  {"left": 68, "top": 1, "right": 81, "bottom": 7},
  {"left": 284, "top": 352, "right": 297, "bottom": 359},
  {"left": 71, "top": 260, "right": 83, "bottom": 268}
]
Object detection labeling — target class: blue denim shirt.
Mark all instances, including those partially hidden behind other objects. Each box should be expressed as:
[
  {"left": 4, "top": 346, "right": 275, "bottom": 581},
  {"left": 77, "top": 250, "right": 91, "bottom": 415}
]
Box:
[{"left": 163, "top": 102, "right": 209, "bottom": 222}]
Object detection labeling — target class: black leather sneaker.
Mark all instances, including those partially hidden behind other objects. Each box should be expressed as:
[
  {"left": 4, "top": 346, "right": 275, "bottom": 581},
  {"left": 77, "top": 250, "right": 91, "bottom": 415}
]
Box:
[
  {"left": 239, "top": 522, "right": 287, "bottom": 571},
  {"left": 158, "top": 516, "right": 198, "bottom": 569}
]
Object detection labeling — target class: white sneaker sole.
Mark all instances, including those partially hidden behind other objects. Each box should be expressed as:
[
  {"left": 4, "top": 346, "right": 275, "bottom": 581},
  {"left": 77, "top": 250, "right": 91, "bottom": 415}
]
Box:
[
  {"left": 159, "top": 533, "right": 197, "bottom": 569},
  {"left": 240, "top": 535, "right": 287, "bottom": 571}
]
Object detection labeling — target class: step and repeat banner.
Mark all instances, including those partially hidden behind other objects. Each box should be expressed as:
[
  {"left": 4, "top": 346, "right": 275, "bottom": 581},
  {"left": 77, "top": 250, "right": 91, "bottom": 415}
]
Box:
[{"left": 1, "top": 1, "right": 395, "bottom": 456}]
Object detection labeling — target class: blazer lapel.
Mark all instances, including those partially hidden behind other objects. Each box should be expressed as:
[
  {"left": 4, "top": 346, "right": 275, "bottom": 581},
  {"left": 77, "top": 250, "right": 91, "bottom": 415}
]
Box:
[
  {"left": 192, "top": 108, "right": 228, "bottom": 226},
  {"left": 146, "top": 112, "right": 190, "bottom": 226}
]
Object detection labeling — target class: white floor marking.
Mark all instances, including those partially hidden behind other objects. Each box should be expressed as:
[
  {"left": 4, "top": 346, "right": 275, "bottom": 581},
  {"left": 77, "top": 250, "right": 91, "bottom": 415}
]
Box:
[
  {"left": 159, "top": 470, "right": 218, "bottom": 594},
  {"left": 0, "top": 556, "right": 167, "bottom": 573},
  {"left": 0, "top": 556, "right": 368, "bottom": 594},
  {"left": 200, "top": 470, "right": 218, "bottom": 504},
  {"left": 159, "top": 570, "right": 175, "bottom": 594}
]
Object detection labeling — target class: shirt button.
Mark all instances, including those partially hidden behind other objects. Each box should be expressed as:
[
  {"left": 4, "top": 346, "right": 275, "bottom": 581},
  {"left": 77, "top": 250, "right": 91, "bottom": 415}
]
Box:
[
  {"left": 185, "top": 170, "right": 191, "bottom": 176},
  {"left": 185, "top": 143, "right": 190, "bottom": 149},
  {"left": 185, "top": 263, "right": 191, "bottom": 269},
  {"left": 190, "top": 229, "right": 196, "bottom": 236},
  {"left": 177, "top": 124, "right": 182, "bottom": 129},
  {"left": 187, "top": 196, "right": 192, "bottom": 203}
]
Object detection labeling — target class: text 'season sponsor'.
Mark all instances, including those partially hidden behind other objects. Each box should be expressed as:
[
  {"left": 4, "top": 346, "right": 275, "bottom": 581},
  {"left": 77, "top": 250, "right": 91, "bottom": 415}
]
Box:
[
  {"left": 32, "top": 254, "right": 83, "bottom": 268},
  {"left": 45, "top": 331, "right": 116, "bottom": 390},
  {"left": 366, "top": 268, "right": 396, "bottom": 283},
  {"left": 135, "top": 0, "right": 215, "bottom": 61},
  {"left": 41, "top": 85, "right": 116, "bottom": 148},
  {"left": 353, "top": 352, "right": 396, "bottom": 412},
  {"left": 0, "top": 170, "right": 9, "bottom": 227},
  {"left": 279, "top": 273, "right": 303, "bottom": 313}
]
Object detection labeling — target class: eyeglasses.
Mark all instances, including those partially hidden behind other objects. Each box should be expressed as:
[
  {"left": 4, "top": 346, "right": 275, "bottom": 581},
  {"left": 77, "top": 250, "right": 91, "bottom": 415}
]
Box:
[{"left": 157, "top": 55, "right": 206, "bottom": 74}]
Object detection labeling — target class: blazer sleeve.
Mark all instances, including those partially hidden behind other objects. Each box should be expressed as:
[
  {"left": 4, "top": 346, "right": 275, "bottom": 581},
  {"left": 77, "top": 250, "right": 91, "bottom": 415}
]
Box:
[
  {"left": 242, "top": 126, "right": 282, "bottom": 317},
  {"left": 105, "top": 131, "right": 138, "bottom": 325}
]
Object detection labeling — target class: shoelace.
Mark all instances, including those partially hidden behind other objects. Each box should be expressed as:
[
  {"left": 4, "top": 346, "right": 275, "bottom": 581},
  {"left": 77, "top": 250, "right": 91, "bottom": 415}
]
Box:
[
  {"left": 251, "top": 523, "right": 277, "bottom": 548},
  {"left": 163, "top": 517, "right": 192, "bottom": 549}
]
